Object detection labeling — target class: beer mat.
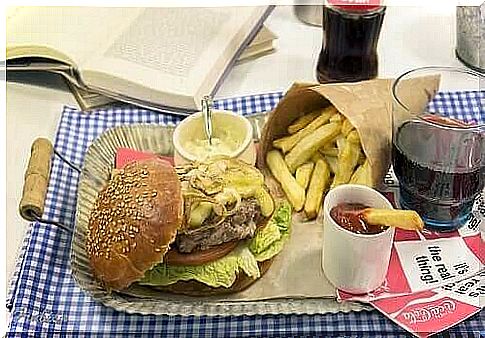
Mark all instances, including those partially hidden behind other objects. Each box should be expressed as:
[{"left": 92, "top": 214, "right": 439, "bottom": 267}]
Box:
[{"left": 7, "top": 91, "right": 483, "bottom": 336}]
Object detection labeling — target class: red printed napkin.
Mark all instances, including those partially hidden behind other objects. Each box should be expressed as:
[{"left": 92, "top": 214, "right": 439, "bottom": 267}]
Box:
[{"left": 115, "top": 148, "right": 174, "bottom": 168}]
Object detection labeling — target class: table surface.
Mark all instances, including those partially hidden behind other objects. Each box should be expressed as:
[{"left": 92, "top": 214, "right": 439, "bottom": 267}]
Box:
[{"left": 6, "top": 5, "right": 465, "bottom": 289}]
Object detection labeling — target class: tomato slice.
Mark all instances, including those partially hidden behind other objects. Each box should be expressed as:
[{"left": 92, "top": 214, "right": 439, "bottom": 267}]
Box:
[{"left": 164, "top": 241, "right": 239, "bottom": 266}]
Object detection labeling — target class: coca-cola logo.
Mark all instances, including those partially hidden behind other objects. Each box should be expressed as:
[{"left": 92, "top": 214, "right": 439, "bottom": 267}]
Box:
[{"left": 402, "top": 300, "right": 456, "bottom": 324}]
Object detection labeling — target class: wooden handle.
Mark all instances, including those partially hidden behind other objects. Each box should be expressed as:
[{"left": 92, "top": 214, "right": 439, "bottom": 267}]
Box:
[{"left": 19, "top": 138, "right": 53, "bottom": 222}]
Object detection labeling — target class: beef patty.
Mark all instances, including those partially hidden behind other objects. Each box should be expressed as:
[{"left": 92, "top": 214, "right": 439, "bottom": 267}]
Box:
[{"left": 176, "top": 198, "right": 264, "bottom": 253}]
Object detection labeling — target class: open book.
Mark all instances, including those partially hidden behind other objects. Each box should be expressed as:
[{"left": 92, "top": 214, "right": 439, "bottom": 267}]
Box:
[
  {"left": 7, "top": 6, "right": 274, "bottom": 112},
  {"left": 69, "top": 26, "right": 277, "bottom": 111},
  {"left": 74, "top": 25, "right": 277, "bottom": 111}
]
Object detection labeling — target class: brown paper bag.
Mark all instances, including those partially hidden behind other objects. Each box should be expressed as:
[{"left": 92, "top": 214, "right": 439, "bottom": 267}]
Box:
[{"left": 258, "top": 76, "right": 440, "bottom": 190}]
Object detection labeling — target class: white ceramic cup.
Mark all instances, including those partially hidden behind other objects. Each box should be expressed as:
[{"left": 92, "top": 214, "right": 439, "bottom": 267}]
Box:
[{"left": 322, "top": 184, "right": 395, "bottom": 294}]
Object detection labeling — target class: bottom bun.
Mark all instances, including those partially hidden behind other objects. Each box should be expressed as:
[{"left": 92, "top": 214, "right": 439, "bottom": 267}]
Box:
[{"left": 151, "top": 258, "right": 274, "bottom": 296}]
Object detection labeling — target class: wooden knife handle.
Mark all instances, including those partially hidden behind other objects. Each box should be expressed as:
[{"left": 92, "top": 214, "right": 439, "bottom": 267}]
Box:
[{"left": 18, "top": 138, "right": 53, "bottom": 222}]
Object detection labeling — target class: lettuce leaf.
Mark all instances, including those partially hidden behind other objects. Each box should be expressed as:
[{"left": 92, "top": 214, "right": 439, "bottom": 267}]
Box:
[
  {"left": 249, "top": 201, "right": 292, "bottom": 261},
  {"left": 252, "top": 234, "right": 288, "bottom": 262},
  {"left": 272, "top": 201, "right": 292, "bottom": 232},
  {"left": 138, "top": 245, "right": 260, "bottom": 288},
  {"left": 248, "top": 221, "right": 281, "bottom": 254},
  {"left": 138, "top": 202, "right": 292, "bottom": 288}
]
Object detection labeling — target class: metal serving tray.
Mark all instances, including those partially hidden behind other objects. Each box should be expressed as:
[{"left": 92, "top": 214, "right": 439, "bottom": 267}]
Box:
[{"left": 70, "top": 114, "right": 370, "bottom": 316}]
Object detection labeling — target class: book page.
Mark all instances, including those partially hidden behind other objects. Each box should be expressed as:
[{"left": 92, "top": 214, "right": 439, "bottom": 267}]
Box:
[
  {"left": 7, "top": 7, "right": 141, "bottom": 67},
  {"left": 7, "top": 6, "right": 21, "bottom": 21},
  {"left": 81, "top": 6, "right": 269, "bottom": 109},
  {"left": 107, "top": 7, "right": 228, "bottom": 80}
]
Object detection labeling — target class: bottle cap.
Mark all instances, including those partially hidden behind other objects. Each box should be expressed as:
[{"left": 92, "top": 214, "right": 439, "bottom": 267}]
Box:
[{"left": 327, "top": 0, "right": 382, "bottom": 11}]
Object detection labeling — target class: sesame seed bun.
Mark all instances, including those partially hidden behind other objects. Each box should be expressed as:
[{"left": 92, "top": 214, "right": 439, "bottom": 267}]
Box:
[{"left": 87, "top": 158, "right": 183, "bottom": 291}]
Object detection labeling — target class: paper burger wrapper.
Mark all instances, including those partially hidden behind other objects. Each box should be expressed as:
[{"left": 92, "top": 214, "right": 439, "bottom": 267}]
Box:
[{"left": 258, "top": 76, "right": 440, "bottom": 189}]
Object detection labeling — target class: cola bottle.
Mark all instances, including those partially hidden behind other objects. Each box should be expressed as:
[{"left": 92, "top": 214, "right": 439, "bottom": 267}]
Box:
[{"left": 316, "top": 0, "right": 386, "bottom": 83}]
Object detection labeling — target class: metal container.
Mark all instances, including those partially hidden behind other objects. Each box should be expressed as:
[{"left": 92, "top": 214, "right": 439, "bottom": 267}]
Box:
[
  {"left": 294, "top": 5, "right": 323, "bottom": 26},
  {"left": 456, "top": 5, "right": 485, "bottom": 73}
]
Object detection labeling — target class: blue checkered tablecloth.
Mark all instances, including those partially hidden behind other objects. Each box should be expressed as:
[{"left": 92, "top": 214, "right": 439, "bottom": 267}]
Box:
[
  {"left": 428, "top": 91, "right": 484, "bottom": 125},
  {"left": 7, "top": 91, "right": 484, "bottom": 337}
]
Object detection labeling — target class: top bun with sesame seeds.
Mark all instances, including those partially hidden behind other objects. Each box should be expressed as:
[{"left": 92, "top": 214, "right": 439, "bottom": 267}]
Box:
[{"left": 87, "top": 158, "right": 183, "bottom": 291}]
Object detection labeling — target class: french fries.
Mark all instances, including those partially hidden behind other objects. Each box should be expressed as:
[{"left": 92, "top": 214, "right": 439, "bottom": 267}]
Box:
[
  {"left": 273, "top": 106, "right": 336, "bottom": 153},
  {"left": 336, "top": 135, "right": 346, "bottom": 155},
  {"left": 346, "top": 130, "right": 361, "bottom": 144},
  {"left": 285, "top": 122, "right": 341, "bottom": 173},
  {"left": 350, "top": 159, "right": 372, "bottom": 186},
  {"left": 311, "top": 151, "right": 326, "bottom": 163},
  {"left": 341, "top": 118, "right": 355, "bottom": 136},
  {"left": 332, "top": 137, "right": 362, "bottom": 187},
  {"left": 319, "top": 147, "right": 339, "bottom": 157},
  {"left": 325, "top": 155, "right": 339, "bottom": 174},
  {"left": 330, "top": 113, "right": 343, "bottom": 123},
  {"left": 266, "top": 150, "right": 306, "bottom": 211},
  {"left": 362, "top": 209, "right": 424, "bottom": 231},
  {"left": 287, "top": 110, "right": 321, "bottom": 134},
  {"left": 295, "top": 162, "right": 314, "bottom": 190},
  {"left": 265, "top": 105, "right": 374, "bottom": 220},
  {"left": 304, "top": 158, "right": 331, "bottom": 219}
]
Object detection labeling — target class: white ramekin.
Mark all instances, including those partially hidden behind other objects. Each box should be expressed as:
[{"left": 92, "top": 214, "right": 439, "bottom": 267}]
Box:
[{"left": 172, "top": 110, "right": 256, "bottom": 166}]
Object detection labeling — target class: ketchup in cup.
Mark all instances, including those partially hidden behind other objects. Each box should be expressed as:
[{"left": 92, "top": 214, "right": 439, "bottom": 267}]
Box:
[
  {"left": 330, "top": 203, "right": 388, "bottom": 235},
  {"left": 322, "top": 185, "right": 395, "bottom": 294},
  {"left": 316, "top": 0, "right": 386, "bottom": 83}
]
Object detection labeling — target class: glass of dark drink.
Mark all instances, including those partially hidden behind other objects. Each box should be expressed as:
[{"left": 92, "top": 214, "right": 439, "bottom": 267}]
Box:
[{"left": 392, "top": 67, "right": 484, "bottom": 231}]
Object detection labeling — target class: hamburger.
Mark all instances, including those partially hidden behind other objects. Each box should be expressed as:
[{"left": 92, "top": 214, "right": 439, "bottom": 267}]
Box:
[{"left": 86, "top": 156, "right": 292, "bottom": 295}]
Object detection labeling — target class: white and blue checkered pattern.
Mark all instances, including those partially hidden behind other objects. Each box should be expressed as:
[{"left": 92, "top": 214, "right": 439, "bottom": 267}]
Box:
[
  {"left": 7, "top": 92, "right": 484, "bottom": 336},
  {"left": 428, "top": 90, "right": 484, "bottom": 125}
]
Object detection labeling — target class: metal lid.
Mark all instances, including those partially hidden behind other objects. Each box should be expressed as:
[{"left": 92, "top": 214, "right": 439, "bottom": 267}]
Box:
[{"left": 327, "top": 0, "right": 382, "bottom": 12}]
